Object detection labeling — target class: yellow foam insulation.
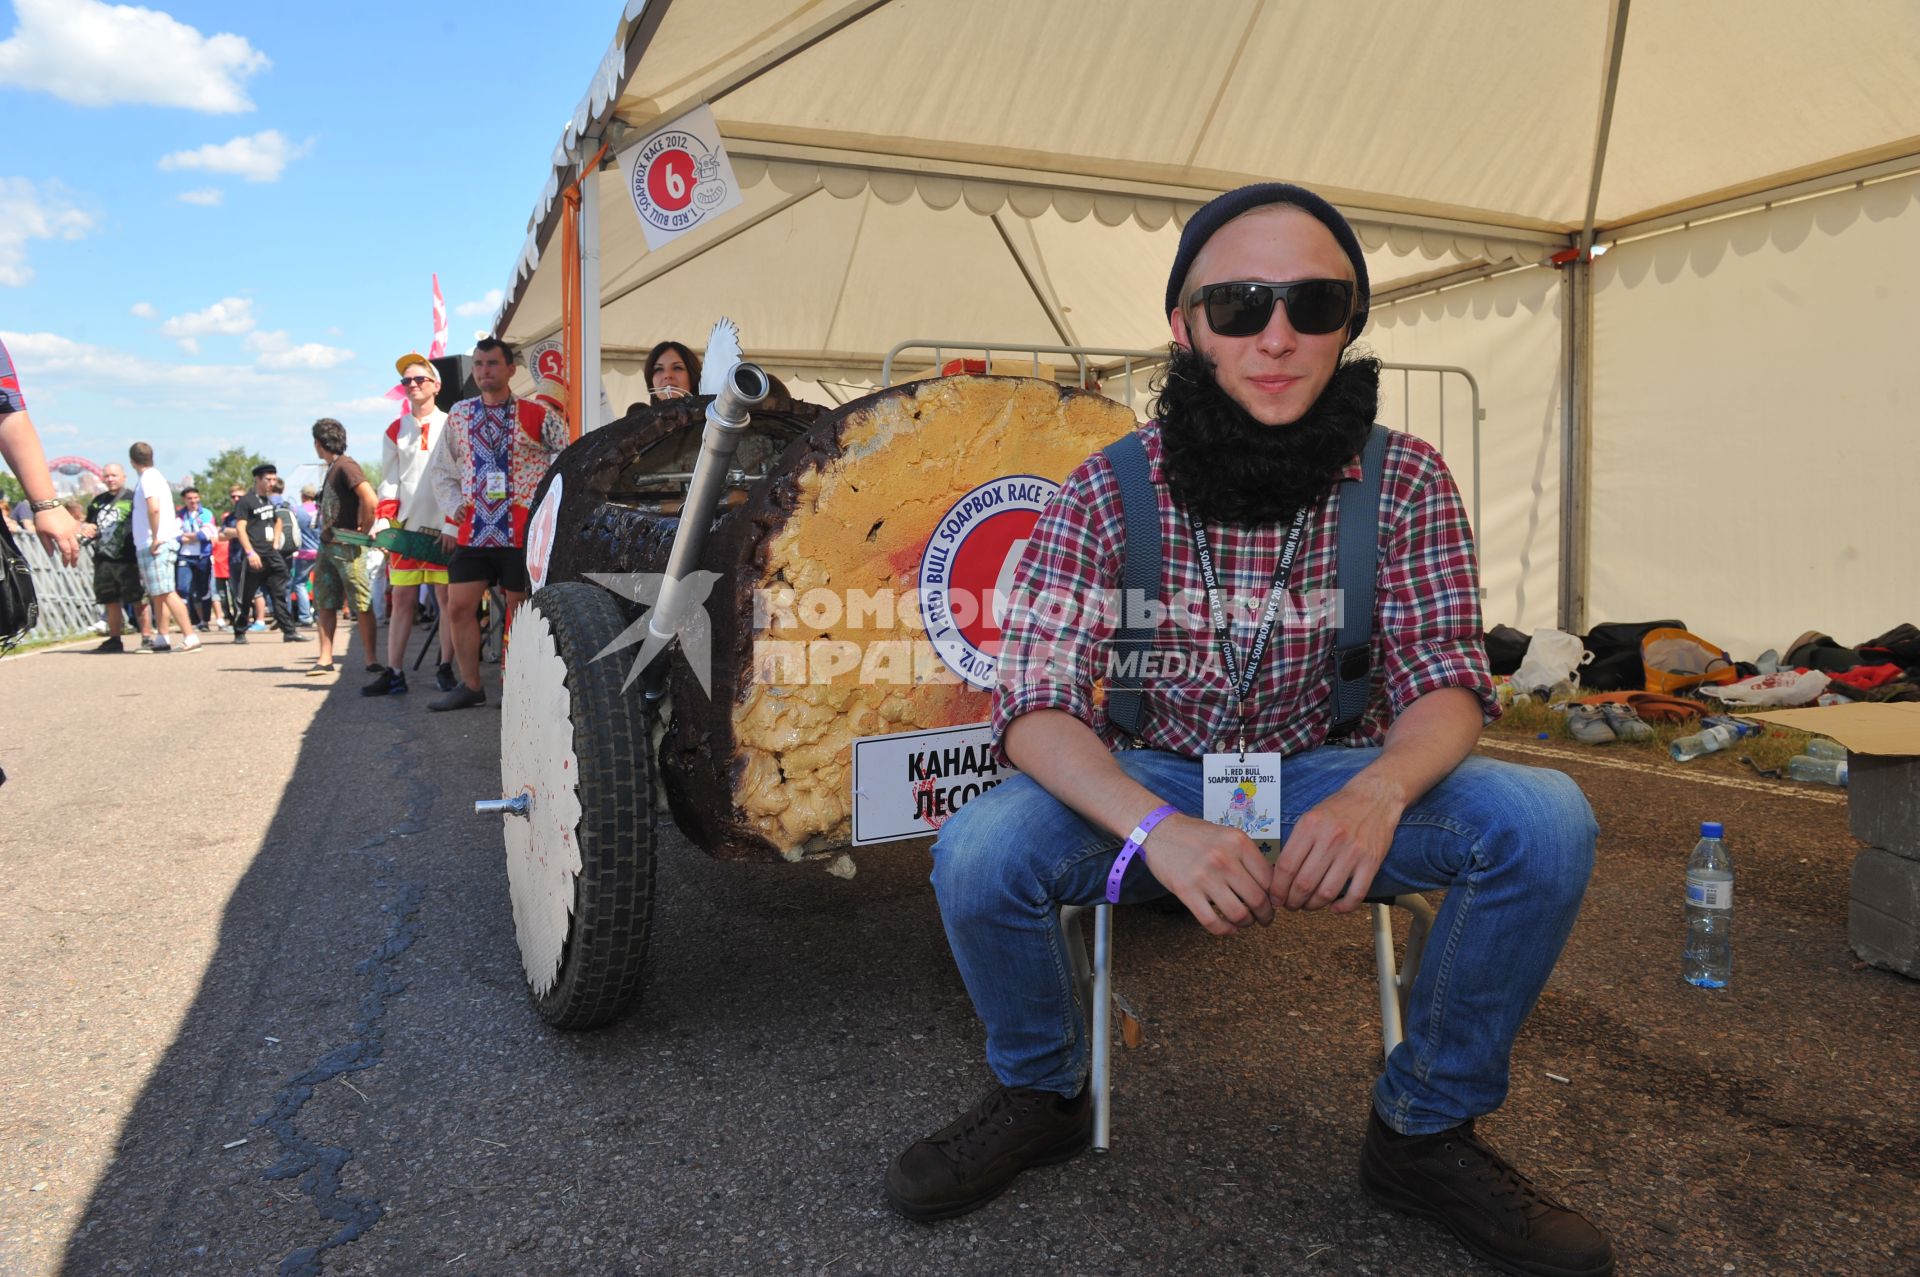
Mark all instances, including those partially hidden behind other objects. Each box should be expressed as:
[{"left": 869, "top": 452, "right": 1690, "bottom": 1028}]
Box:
[{"left": 733, "top": 377, "right": 1137, "bottom": 855}]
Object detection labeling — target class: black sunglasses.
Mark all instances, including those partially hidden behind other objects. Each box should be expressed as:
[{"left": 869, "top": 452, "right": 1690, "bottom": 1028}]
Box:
[
  {"left": 399, "top": 375, "right": 433, "bottom": 387},
  {"left": 1186, "top": 278, "right": 1355, "bottom": 338}
]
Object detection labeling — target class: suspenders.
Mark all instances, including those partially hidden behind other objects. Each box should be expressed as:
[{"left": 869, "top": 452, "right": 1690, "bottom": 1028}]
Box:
[{"left": 1099, "top": 424, "right": 1388, "bottom": 743}]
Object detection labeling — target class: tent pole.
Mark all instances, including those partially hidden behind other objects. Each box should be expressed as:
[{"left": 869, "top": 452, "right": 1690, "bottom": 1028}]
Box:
[
  {"left": 1561, "top": 0, "right": 1630, "bottom": 635},
  {"left": 580, "top": 153, "right": 604, "bottom": 433},
  {"left": 1559, "top": 265, "right": 1592, "bottom": 635}
]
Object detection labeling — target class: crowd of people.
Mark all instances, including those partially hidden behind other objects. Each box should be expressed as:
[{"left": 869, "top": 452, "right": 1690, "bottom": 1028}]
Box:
[{"left": 2, "top": 337, "right": 567, "bottom": 711}]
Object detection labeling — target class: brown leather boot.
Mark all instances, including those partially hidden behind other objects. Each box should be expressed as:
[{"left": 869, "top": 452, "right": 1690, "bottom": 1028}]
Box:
[
  {"left": 885, "top": 1083, "right": 1091, "bottom": 1221},
  {"left": 1360, "top": 1109, "right": 1615, "bottom": 1277}
]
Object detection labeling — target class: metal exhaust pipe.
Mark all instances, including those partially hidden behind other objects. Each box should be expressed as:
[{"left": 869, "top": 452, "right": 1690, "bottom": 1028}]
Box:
[{"left": 643, "top": 362, "right": 770, "bottom": 696}]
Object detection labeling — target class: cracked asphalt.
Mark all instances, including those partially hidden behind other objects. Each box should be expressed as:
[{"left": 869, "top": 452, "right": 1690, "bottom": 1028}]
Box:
[{"left": 2, "top": 627, "right": 1915, "bottom": 1276}]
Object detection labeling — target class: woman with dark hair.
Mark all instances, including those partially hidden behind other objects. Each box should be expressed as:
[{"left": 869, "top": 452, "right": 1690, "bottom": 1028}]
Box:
[{"left": 643, "top": 340, "right": 702, "bottom": 400}]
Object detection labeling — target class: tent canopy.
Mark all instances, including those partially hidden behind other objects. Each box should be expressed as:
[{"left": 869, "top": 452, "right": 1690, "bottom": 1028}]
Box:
[
  {"left": 494, "top": 0, "right": 1920, "bottom": 653},
  {"left": 499, "top": 0, "right": 1920, "bottom": 354}
]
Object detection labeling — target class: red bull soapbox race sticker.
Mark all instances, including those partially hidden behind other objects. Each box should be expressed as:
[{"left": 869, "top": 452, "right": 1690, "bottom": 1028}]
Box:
[{"left": 918, "top": 474, "right": 1056, "bottom": 690}]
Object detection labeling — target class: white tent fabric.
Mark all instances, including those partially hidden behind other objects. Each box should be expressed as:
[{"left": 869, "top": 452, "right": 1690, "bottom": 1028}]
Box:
[{"left": 499, "top": 0, "right": 1920, "bottom": 656}]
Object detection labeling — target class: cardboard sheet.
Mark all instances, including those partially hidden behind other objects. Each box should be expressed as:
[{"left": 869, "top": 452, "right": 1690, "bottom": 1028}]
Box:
[{"left": 1748, "top": 703, "right": 1920, "bottom": 757}]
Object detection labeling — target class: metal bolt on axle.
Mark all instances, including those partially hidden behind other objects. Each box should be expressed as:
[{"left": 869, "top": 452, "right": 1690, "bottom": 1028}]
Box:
[{"left": 475, "top": 793, "right": 531, "bottom": 818}]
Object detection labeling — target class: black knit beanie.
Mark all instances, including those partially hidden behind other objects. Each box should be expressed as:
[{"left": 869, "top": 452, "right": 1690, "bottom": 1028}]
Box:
[{"left": 1165, "top": 182, "right": 1370, "bottom": 343}]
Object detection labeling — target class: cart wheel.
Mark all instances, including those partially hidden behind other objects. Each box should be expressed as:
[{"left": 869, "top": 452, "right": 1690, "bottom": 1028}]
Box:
[{"left": 499, "top": 581, "right": 656, "bottom": 1028}]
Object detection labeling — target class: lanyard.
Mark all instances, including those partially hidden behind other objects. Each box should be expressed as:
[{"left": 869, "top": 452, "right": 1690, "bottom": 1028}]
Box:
[{"left": 1186, "top": 505, "right": 1311, "bottom": 752}]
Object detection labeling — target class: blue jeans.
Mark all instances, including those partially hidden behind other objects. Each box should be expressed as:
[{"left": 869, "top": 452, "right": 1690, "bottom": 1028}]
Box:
[
  {"left": 291, "top": 554, "right": 316, "bottom": 623},
  {"left": 928, "top": 747, "right": 1598, "bottom": 1135},
  {"left": 174, "top": 555, "right": 212, "bottom": 625}
]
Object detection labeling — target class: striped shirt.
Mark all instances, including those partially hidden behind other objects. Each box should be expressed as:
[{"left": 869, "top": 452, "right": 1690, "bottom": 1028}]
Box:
[{"left": 991, "top": 420, "right": 1497, "bottom": 759}]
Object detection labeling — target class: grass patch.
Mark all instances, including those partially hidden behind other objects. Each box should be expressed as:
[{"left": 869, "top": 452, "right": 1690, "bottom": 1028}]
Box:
[
  {"left": 1486, "top": 694, "right": 1830, "bottom": 783},
  {"left": 0, "top": 630, "right": 99, "bottom": 658}
]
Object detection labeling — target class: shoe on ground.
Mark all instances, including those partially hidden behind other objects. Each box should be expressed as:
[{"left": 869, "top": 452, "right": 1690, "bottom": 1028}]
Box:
[
  {"left": 884, "top": 1083, "right": 1091, "bottom": 1222},
  {"left": 366, "top": 662, "right": 385, "bottom": 674},
  {"left": 139, "top": 635, "right": 155, "bottom": 650},
  {"left": 434, "top": 661, "right": 457, "bottom": 693},
  {"left": 362, "top": 668, "right": 408, "bottom": 697},
  {"left": 92, "top": 635, "right": 125, "bottom": 654},
  {"left": 232, "top": 633, "right": 249, "bottom": 644},
  {"left": 1598, "top": 704, "right": 1653, "bottom": 743},
  {"left": 248, "top": 621, "right": 267, "bottom": 632},
  {"left": 429, "top": 684, "right": 487, "bottom": 711},
  {"left": 305, "top": 663, "right": 336, "bottom": 678},
  {"left": 195, "top": 622, "right": 210, "bottom": 632},
  {"left": 179, "top": 638, "right": 202, "bottom": 654},
  {"left": 149, "top": 641, "right": 172, "bottom": 654},
  {"left": 1359, "top": 1109, "right": 1615, "bottom": 1277},
  {"left": 283, "top": 630, "right": 310, "bottom": 642},
  {"left": 1564, "top": 705, "right": 1616, "bottom": 745}
]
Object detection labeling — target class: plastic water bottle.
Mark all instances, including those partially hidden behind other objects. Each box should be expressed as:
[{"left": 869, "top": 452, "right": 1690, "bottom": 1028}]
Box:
[
  {"left": 1786, "top": 754, "right": 1848, "bottom": 786},
  {"left": 1669, "top": 724, "right": 1738, "bottom": 763},
  {"left": 1683, "top": 821, "right": 1733, "bottom": 988},
  {"left": 1804, "top": 738, "right": 1847, "bottom": 761}
]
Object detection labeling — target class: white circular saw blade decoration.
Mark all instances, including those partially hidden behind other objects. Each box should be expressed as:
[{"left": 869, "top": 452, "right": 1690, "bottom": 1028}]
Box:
[
  {"left": 500, "top": 601, "right": 584, "bottom": 997},
  {"left": 699, "top": 316, "right": 742, "bottom": 396}
]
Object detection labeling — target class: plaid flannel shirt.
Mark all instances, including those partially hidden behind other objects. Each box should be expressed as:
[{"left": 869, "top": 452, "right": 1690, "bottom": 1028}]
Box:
[{"left": 990, "top": 420, "right": 1497, "bottom": 759}]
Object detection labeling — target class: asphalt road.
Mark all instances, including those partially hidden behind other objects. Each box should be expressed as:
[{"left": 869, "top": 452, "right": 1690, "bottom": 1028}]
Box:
[{"left": 1, "top": 626, "right": 1915, "bottom": 1276}]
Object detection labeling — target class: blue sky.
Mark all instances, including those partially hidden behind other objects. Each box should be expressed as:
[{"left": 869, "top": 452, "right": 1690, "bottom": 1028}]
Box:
[{"left": 2, "top": 0, "right": 615, "bottom": 488}]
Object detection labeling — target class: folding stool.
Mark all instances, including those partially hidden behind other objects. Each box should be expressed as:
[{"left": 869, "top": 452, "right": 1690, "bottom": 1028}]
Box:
[{"left": 1062, "top": 893, "right": 1438, "bottom": 1152}]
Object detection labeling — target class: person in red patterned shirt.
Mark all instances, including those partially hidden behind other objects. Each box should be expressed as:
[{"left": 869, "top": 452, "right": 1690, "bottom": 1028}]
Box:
[{"left": 886, "top": 184, "right": 1612, "bottom": 1277}]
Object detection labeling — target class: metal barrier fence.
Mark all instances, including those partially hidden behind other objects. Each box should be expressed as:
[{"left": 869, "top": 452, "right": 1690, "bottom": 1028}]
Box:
[
  {"left": 12, "top": 534, "right": 102, "bottom": 645},
  {"left": 880, "top": 339, "right": 1483, "bottom": 562}
]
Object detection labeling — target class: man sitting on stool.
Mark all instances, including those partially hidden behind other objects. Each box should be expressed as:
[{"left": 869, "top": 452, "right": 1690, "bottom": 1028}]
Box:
[{"left": 884, "top": 183, "right": 1613, "bottom": 1277}]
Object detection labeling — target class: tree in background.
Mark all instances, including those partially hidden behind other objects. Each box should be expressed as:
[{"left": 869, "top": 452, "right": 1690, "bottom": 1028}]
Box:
[
  {"left": 0, "top": 471, "right": 23, "bottom": 507},
  {"left": 190, "top": 446, "right": 271, "bottom": 511}
]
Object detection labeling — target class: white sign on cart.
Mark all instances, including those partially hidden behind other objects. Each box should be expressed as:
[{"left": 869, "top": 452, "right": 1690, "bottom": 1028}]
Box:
[
  {"left": 615, "top": 103, "right": 744, "bottom": 251},
  {"left": 850, "top": 721, "right": 1019, "bottom": 846}
]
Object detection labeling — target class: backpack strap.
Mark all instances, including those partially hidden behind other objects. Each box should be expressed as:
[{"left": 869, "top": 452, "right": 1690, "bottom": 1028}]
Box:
[
  {"left": 1100, "top": 432, "right": 1159, "bottom": 741},
  {"left": 1327, "top": 424, "right": 1390, "bottom": 738}
]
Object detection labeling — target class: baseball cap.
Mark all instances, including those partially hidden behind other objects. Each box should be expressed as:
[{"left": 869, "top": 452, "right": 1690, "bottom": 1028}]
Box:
[{"left": 395, "top": 352, "right": 439, "bottom": 378}]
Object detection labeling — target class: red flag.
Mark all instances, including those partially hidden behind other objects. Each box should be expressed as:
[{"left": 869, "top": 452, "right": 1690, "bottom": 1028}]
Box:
[{"left": 429, "top": 273, "right": 448, "bottom": 358}]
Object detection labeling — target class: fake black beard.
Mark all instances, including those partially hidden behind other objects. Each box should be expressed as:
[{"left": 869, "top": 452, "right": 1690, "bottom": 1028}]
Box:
[{"left": 1154, "top": 345, "right": 1380, "bottom": 527}]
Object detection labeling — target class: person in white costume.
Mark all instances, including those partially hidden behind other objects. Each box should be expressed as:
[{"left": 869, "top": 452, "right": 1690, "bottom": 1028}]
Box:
[{"left": 363, "top": 352, "right": 456, "bottom": 697}]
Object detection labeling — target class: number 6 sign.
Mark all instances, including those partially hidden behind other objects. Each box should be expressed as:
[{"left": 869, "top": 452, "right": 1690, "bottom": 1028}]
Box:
[{"left": 617, "top": 104, "right": 744, "bottom": 251}]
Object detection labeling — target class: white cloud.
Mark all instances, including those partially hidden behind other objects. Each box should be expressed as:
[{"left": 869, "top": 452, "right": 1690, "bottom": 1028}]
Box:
[
  {"left": 245, "top": 329, "right": 354, "bottom": 370},
  {"left": 129, "top": 301, "right": 156, "bottom": 318},
  {"left": 454, "top": 288, "right": 504, "bottom": 318},
  {"left": 177, "top": 187, "right": 223, "bottom": 206},
  {"left": 3, "top": 328, "right": 258, "bottom": 391},
  {"left": 0, "top": 177, "right": 95, "bottom": 286},
  {"left": 158, "top": 130, "right": 309, "bottom": 184},
  {"left": 334, "top": 395, "right": 403, "bottom": 418},
  {"left": 0, "top": 0, "right": 268, "bottom": 113},
  {"left": 159, "top": 296, "right": 254, "bottom": 351}
]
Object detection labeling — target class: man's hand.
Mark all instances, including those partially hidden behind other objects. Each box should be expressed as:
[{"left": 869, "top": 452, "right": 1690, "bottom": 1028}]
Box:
[
  {"left": 1268, "top": 773, "right": 1406, "bottom": 914},
  {"left": 438, "top": 532, "right": 459, "bottom": 554},
  {"left": 1141, "top": 814, "right": 1276, "bottom": 936},
  {"left": 246, "top": 551, "right": 262, "bottom": 569}
]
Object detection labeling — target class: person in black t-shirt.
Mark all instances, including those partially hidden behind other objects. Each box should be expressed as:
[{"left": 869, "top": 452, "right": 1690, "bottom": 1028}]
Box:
[
  {"left": 78, "top": 461, "right": 153, "bottom": 652},
  {"left": 227, "top": 464, "right": 306, "bottom": 644}
]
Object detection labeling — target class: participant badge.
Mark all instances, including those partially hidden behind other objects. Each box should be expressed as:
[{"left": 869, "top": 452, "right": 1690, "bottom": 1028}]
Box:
[{"left": 1203, "top": 752, "right": 1283, "bottom": 862}]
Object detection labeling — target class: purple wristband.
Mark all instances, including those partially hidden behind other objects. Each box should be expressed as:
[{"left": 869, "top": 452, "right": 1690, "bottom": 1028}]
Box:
[{"left": 1106, "top": 804, "right": 1178, "bottom": 904}]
